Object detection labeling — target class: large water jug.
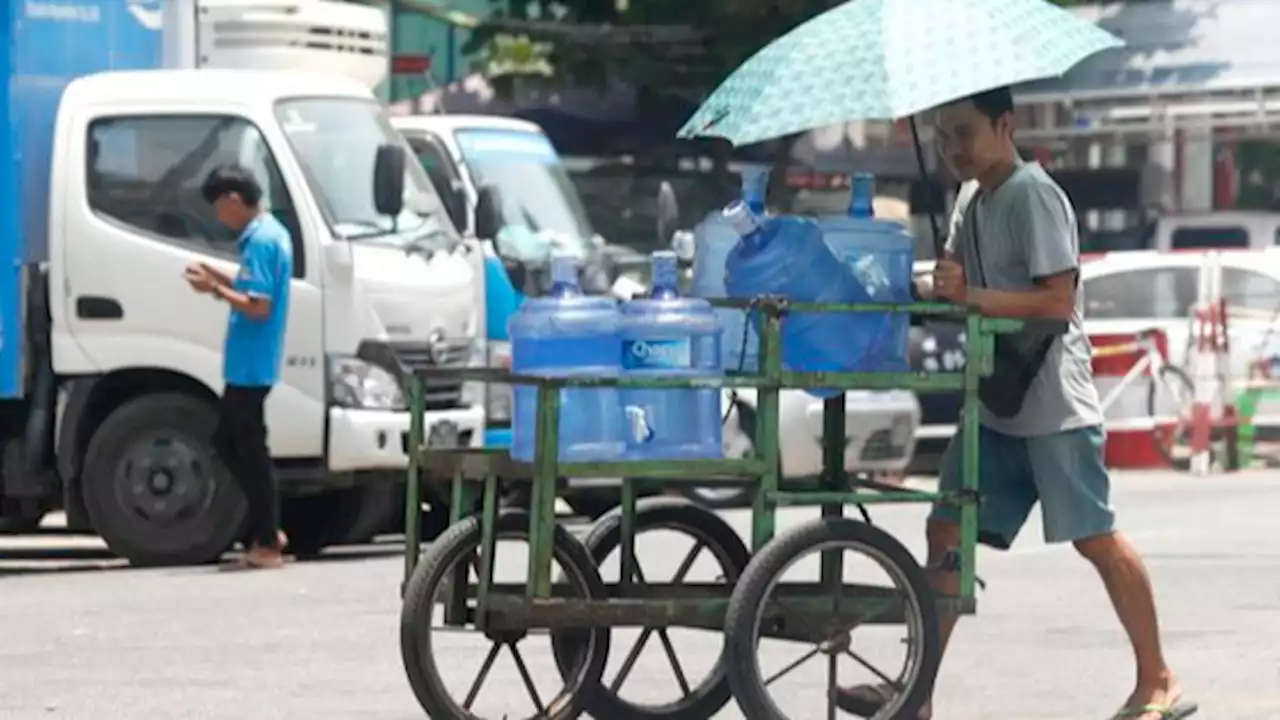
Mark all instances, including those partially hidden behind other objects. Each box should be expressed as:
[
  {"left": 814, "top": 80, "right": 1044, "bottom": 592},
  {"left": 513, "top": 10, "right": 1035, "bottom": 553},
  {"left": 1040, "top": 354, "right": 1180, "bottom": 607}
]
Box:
[
  {"left": 619, "top": 251, "right": 724, "bottom": 460},
  {"left": 724, "top": 204, "right": 868, "bottom": 398},
  {"left": 818, "top": 173, "right": 915, "bottom": 371},
  {"left": 508, "top": 251, "right": 626, "bottom": 463},
  {"left": 690, "top": 167, "right": 769, "bottom": 373}
]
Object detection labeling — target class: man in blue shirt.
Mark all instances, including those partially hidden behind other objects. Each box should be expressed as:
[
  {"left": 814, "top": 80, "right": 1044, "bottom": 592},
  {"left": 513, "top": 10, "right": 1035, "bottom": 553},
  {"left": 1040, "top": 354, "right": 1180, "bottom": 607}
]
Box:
[{"left": 185, "top": 165, "right": 293, "bottom": 570}]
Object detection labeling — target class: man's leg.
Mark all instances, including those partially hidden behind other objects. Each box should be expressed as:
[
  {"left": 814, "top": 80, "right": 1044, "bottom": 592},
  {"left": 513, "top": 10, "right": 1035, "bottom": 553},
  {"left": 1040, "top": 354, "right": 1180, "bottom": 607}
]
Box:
[
  {"left": 213, "top": 388, "right": 254, "bottom": 547},
  {"left": 838, "top": 426, "right": 1037, "bottom": 718},
  {"left": 229, "top": 386, "right": 283, "bottom": 565},
  {"left": 1028, "top": 426, "right": 1181, "bottom": 719}
]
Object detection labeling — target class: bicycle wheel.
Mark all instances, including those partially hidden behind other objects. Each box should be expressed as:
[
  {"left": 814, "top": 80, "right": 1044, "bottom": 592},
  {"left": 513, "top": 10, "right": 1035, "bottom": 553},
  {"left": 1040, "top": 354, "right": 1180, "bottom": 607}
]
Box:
[{"left": 1146, "top": 365, "right": 1196, "bottom": 469}]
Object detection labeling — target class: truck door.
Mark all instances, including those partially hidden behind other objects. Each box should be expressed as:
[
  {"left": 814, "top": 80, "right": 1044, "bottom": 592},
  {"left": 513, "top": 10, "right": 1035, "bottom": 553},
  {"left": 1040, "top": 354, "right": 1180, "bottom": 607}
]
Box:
[{"left": 61, "top": 110, "right": 325, "bottom": 456}]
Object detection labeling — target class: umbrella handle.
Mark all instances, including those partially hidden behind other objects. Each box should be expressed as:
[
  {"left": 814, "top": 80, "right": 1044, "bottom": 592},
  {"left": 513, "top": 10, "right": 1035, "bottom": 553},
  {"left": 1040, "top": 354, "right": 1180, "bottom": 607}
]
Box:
[{"left": 909, "top": 117, "right": 946, "bottom": 260}]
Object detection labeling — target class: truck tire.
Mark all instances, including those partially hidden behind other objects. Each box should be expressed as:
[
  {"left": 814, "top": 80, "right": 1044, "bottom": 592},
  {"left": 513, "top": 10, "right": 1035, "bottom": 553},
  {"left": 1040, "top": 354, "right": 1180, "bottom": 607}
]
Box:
[
  {"left": 280, "top": 483, "right": 400, "bottom": 558},
  {"left": 82, "top": 393, "right": 246, "bottom": 566}
]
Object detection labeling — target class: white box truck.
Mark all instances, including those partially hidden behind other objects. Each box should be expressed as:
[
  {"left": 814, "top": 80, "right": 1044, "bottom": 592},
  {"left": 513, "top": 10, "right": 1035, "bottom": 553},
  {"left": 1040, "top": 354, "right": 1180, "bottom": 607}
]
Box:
[{"left": 1, "top": 0, "right": 484, "bottom": 565}]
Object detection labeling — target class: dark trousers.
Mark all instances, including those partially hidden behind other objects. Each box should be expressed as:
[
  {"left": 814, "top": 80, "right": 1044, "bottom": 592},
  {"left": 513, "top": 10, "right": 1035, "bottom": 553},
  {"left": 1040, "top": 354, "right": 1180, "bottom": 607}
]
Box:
[{"left": 213, "top": 385, "right": 280, "bottom": 549}]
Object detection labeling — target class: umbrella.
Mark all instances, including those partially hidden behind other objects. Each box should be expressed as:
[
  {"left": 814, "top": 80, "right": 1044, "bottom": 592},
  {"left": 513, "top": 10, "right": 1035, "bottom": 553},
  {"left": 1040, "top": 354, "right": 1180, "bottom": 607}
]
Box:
[
  {"left": 677, "top": 0, "right": 1123, "bottom": 147},
  {"left": 677, "top": 0, "right": 1122, "bottom": 255}
]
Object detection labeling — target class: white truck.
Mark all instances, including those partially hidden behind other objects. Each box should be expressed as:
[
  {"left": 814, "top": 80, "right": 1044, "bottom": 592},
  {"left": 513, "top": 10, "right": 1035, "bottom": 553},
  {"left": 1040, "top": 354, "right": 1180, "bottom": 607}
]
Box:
[{"left": 1, "top": 0, "right": 484, "bottom": 565}]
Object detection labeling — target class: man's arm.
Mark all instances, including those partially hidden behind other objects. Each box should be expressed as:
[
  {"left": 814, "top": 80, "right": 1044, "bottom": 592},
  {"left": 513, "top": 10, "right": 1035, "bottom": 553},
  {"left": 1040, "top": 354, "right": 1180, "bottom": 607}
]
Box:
[
  {"left": 199, "top": 263, "right": 235, "bottom": 287},
  {"left": 967, "top": 182, "right": 1078, "bottom": 320},
  {"left": 214, "top": 240, "right": 276, "bottom": 320}
]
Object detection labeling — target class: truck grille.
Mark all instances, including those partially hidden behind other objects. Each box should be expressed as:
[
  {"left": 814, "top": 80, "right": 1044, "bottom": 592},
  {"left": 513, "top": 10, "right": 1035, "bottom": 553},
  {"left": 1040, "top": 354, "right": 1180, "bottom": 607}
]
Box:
[{"left": 390, "top": 340, "right": 472, "bottom": 410}]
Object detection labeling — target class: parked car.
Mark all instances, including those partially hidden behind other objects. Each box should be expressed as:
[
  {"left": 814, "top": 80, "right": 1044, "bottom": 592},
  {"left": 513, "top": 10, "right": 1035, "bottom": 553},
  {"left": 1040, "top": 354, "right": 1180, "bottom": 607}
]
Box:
[{"left": 910, "top": 249, "right": 1280, "bottom": 471}]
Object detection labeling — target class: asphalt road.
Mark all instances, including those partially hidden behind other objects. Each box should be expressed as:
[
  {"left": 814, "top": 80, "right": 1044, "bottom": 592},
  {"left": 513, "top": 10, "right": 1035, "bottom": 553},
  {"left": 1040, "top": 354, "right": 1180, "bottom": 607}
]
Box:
[{"left": 3, "top": 472, "right": 1278, "bottom": 720}]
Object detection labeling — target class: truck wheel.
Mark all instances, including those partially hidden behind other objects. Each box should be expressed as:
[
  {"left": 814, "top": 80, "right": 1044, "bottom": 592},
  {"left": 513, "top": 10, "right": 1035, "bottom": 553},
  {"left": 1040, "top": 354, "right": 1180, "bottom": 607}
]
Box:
[
  {"left": 281, "top": 483, "right": 401, "bottom": 558},
  {"left": 82, "top": 393, "right": 246, "bottom": 566}
]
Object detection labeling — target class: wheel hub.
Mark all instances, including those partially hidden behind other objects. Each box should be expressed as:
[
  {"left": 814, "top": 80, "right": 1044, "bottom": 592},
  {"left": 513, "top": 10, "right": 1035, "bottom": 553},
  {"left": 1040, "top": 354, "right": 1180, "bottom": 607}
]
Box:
[{"left": 118, "top": 435, "right": 211, "bottom": 524}]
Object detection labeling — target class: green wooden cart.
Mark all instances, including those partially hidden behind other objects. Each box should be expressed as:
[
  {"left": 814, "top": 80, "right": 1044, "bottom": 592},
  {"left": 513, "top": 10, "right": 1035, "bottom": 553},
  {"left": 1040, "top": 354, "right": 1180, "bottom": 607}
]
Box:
[{"left": 397, "top": 298, "right": 1027, "bottom": 720}]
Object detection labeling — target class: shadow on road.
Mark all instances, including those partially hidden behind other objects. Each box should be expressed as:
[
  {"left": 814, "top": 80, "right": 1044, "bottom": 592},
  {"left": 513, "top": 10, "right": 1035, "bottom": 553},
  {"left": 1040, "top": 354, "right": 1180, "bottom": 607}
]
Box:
[{"left": 0, "top": 534, "right": 410, "bottom": 578}]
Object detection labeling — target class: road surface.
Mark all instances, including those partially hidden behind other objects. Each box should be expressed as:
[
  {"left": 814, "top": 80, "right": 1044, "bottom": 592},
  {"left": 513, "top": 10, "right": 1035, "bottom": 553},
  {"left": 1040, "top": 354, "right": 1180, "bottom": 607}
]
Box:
[{"left": 2, "top": 471, "right": 1277, "bottom": 719}]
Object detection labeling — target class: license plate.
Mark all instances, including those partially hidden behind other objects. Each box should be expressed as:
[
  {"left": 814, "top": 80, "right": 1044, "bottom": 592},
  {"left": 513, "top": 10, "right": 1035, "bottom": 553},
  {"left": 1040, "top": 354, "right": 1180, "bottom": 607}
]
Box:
[{"left": 427, "top": 421, "right": 461, "bottom": 449}]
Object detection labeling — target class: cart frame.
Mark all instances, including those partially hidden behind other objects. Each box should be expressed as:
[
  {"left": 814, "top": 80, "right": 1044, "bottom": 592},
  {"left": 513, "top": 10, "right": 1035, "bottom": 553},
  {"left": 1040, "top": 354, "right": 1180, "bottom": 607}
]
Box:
[{"left": 398, "top": 298, "right": 1028, "bottom": 719}]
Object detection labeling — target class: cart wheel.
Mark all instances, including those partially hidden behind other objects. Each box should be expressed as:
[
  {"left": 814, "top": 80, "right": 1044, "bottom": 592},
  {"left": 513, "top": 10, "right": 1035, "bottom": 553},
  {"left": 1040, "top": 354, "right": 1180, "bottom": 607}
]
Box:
[
  {"left": 724, "top": 517, "right": 940, "bottom": 720},
  {"left": 400, "top": 510, "right": 611, "bottom": 720},
  {"left": 551, "top": 497, "right": 750, "bottom": 720}
]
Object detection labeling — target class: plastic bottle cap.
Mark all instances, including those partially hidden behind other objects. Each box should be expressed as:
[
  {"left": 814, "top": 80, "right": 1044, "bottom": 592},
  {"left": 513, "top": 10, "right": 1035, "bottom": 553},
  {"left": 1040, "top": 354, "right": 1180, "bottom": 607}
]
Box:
[
  {"left": 549, "top": 251, "right": 580, "bottom": 287},
  {"left": 741, "top": 167, "right": 769, "bottom": 214},
  {"left": 723, "top": 201, "right": 761, "bottom": 237},
  {"left": 849, "top": 172, "right": 876, "bottom": 218},
  {"left": 650, "top": 250, "right": 679, "bottom": 294}
]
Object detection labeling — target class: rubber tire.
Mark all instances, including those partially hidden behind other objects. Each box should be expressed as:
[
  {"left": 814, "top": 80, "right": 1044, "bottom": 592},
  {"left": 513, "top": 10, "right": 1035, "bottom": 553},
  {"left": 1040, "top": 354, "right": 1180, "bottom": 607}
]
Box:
[
  {"left": 564, "top": 488, "right": 619, "bottom": 520},
  {"left": 278, "top": 482, "right": 394, "bottom": 557},
  {"left": 82, "top": 393, "right": 246, "bottom": 567},
  {"left": 400, "top": 510, "right": 611, "bottom": 720},
  {"left": 724, "top": 518, "right": 941, "bottom": 720},
  {"left": 1146, "top": 365, "right": 1196, "bottom": 469},
  {"left": 552, "top": 497, "right": 751, "bottom": 720}
]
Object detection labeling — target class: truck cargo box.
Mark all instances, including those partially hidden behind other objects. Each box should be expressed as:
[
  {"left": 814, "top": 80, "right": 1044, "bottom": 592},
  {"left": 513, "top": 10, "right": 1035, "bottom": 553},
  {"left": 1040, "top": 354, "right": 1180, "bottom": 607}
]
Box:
[{"left": 0, "top": 0, "right": 162, "bottom": 398}]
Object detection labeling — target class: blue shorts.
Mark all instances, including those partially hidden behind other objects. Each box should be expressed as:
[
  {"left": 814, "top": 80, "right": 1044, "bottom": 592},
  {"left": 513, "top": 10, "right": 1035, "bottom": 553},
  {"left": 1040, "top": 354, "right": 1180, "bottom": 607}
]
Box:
[{"left": 928, "top": 425, "right": 1116, "bottom": 549}]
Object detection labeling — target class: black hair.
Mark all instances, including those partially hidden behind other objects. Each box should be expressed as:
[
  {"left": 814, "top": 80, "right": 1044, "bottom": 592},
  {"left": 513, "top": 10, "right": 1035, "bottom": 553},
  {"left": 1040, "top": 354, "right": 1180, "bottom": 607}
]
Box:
[
  {"left": 200, "top": 165, "right": 263, "bottom": 206},
  {"left": 966, "top": 86, "right": 1015, "bottom": 125}
]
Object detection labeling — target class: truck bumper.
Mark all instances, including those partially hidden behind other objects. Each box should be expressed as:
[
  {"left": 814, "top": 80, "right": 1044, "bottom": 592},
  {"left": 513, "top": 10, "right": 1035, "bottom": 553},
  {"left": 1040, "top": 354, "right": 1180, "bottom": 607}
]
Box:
[{"left": 327, "top": 405, "right": 485, "bottom": 472}]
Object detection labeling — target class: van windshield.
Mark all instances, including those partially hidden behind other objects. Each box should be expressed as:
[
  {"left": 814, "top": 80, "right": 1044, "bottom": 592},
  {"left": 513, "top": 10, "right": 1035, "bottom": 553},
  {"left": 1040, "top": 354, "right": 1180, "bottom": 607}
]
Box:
[
  {"left": 275, "top": 97, "right": 457, "bottom": 249},
  {"left": 454, "top": 128, "right": 595, "bottom": 254}
]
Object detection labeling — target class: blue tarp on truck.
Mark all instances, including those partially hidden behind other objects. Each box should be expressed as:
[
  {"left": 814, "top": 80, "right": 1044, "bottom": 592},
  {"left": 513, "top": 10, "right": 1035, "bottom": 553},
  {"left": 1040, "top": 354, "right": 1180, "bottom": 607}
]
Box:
[{"left": 1, "top": 0, "right": 162, "bottom": 398}]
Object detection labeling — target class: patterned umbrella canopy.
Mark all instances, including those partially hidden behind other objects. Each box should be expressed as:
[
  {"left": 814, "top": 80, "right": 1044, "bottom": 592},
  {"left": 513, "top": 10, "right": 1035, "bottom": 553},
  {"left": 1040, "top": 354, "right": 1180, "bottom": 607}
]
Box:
[{"left": 677, "top": 0, "right": 1123, "bottom": 147}]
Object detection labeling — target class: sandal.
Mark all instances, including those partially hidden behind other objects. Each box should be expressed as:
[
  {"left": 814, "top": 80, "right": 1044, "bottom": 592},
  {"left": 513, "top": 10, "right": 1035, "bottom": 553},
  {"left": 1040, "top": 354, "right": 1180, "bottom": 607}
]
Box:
[
  {"left": 832, "top": 683, "right": 897, "bottom": 718},
  {"left": 1111, "top": 701, "right": 1199, "bottom": 719}
]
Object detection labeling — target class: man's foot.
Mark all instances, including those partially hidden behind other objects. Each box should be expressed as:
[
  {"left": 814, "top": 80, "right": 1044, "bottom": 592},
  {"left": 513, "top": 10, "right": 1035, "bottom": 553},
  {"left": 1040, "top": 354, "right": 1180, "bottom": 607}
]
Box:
[
  {"left": 833, "top": 683, "right": 930, "bottom": 719},
  {"left": 244, "top": 544, "right": 285, "bottom": 569},
  {"left": 1114, "top": 675, "right": 1189, "bottom": 720}
]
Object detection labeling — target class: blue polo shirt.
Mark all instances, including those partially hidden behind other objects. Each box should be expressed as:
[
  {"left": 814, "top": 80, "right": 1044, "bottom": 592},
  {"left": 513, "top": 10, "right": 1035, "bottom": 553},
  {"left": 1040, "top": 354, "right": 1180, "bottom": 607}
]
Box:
[{"left": 224, "top": 214, "right": 292, "bottom": 387}]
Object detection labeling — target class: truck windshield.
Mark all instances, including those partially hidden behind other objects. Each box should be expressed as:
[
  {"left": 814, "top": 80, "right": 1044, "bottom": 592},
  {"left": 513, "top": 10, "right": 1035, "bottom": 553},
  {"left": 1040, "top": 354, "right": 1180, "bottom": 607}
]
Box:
[
  {"left": 454, "top": 128, "right": 595, "bottom": 253},
  {"left": 274, "top": 98, "right": 456, "bottom": 249}
]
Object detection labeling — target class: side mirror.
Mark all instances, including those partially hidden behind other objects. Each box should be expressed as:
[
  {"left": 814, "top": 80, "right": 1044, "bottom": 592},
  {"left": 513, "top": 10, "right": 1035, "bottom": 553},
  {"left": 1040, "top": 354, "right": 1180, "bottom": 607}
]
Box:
[
  {"left": 373, "top": 143, "right": 406, "bottom": 218},
  {"left": 656, "top": 181, "right": 679, "bottom": 247},
  {"left": 474, "top": 184, "right": 504, "bottom": 240}
]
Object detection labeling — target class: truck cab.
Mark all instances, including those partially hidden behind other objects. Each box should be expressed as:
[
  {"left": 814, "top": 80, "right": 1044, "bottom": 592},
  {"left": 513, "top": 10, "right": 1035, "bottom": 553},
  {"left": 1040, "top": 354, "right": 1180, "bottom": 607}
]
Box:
[
  {"left": 391, "top": 115, "right": 644, "bottom": 444},
  {"left": 1, "top": 0, "right": 484, "bottom": 564}
]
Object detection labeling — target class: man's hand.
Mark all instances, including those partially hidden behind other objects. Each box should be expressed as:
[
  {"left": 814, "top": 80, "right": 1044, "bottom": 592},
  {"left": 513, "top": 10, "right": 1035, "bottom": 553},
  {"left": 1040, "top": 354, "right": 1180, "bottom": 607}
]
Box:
[
  {"left": 933, "top": 259, "right": 968, "bottom": 303},
  {"left": 184, "top": 264, "right": 215, "bottom": 294}
]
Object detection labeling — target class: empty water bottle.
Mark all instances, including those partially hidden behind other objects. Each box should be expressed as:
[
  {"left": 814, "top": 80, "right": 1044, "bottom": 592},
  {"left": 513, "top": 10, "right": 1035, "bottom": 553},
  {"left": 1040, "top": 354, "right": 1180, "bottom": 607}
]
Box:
[
  {"left": 619, "top": 251, "right": 723, "bottom": 460},
  {"left": 723, "top": 203, "right": 867, "bottom": 398},
  {"left": 508, "top": 251, "right": 626, "bottom": 462},
  {"left": 691, "top": 166, "right": 770, "bottom": 373},
  {"left": 818, "top": 173, "right": 914, "bottom": 371}
]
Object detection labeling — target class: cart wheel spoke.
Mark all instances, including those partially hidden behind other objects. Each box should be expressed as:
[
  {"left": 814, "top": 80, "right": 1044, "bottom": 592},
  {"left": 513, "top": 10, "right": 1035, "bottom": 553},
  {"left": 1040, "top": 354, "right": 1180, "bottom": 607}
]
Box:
[
  {"left": 826, "top": 654, "right": 838, "bottom": 720},
  {"left": 608, "top": 627, "right": 655, "bottom": 692},
  {"left": 843, "top": 648, "right": 901, "bottom": 690},
  {"left": 763, "top": 646, "right": 821, "bottom": 686},
  {"left": 508, "top": 643, "right": 547, "bottom": 714},
  {"left": 655, "top": 629, "right": 693, "bottom": 696},
  {"left": 669, "top": 540, "right": 705, "bottom": 583},
  {"left": 461, "top": 642, "right": 503, "bottom": 709}
]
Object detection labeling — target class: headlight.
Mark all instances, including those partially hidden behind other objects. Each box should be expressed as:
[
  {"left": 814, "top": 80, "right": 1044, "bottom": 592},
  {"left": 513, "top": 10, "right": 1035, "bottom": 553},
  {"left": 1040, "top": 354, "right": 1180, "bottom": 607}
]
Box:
[
  {"left": 329, "top": 356, "right": 406, "bottom": 410},
  {"left": 486, "top": 341, "right": 513, "bottom": 424}
]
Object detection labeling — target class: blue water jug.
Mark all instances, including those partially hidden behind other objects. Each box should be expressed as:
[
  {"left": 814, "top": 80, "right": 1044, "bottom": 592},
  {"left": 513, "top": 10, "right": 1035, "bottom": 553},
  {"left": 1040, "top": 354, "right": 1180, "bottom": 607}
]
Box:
[
  {"left": 818, "top": 173, "right": 915, "bottom": 371},
  {"left": 619, "top": 251, "right": 724, "bottom": 460},
  {"left": 690, "top": 166, "right": 769, "bottom": 373},
  {"left": 724, "top": 204, "right": 868, "bottom": 398},
  {"left": 508, "top": 251, "right": 626, "bottom": 463}
]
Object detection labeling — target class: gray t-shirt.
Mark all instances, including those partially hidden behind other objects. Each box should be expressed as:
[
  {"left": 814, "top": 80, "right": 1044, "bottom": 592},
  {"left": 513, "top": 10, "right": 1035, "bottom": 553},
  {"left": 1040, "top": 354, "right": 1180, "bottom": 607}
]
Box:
[{"left": 945, "top": 162, "right": 1103, "bottom": 437}]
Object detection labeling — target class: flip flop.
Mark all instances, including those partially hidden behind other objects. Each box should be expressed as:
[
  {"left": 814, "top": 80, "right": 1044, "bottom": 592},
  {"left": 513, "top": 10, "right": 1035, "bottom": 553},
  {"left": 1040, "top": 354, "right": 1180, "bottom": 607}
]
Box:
[
  {"left": 1110, "top": 701, "right": 1199, "bottom": 719},
  {"left": 832, "top": 684, "right": 895, "bottom": 718}
]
